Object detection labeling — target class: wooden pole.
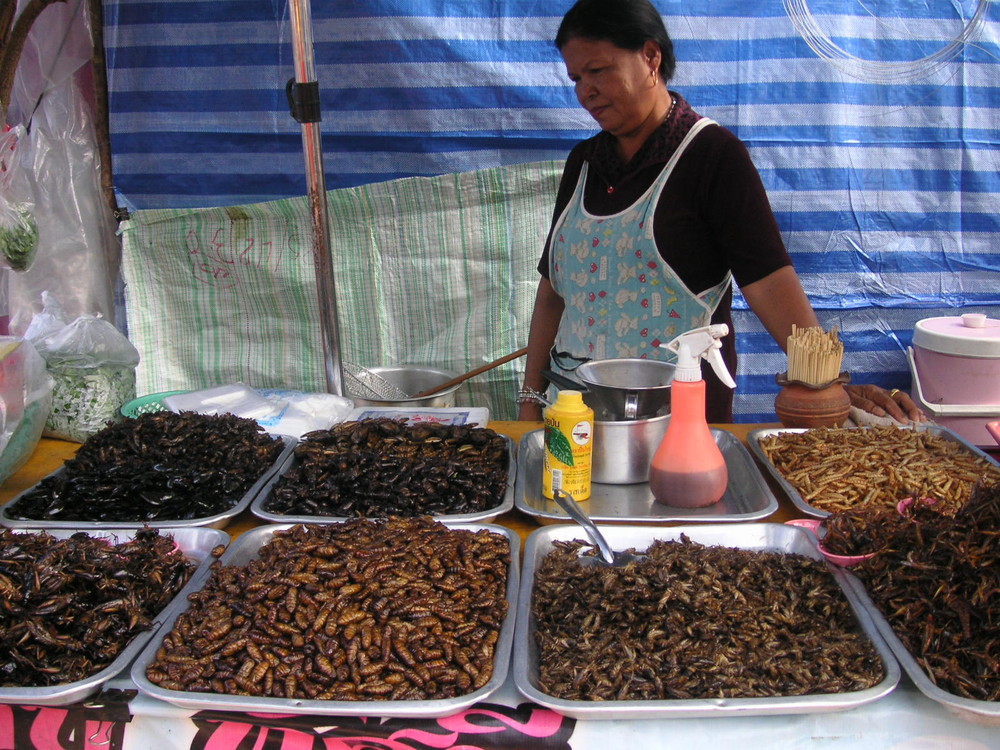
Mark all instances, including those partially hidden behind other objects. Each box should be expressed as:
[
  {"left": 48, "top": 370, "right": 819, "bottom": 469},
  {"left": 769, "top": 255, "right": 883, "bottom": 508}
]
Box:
[
  {"left": 86, "top": 0, "right": 118, "bottom": 223},
  {"left": 0, "top": 0, "right": 67, "bottom": 125}
]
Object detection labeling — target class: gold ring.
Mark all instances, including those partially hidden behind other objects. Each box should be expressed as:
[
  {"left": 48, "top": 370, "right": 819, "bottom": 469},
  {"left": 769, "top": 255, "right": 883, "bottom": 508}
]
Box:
[{"left": 889, "top": 389, "right": 901, "bottom": 399}]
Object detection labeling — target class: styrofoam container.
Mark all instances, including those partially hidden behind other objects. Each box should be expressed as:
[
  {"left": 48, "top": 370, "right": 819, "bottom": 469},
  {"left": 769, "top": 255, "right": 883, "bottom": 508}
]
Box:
[{"left": 908, "top": 313, "right": 1000, "bottom": 446}]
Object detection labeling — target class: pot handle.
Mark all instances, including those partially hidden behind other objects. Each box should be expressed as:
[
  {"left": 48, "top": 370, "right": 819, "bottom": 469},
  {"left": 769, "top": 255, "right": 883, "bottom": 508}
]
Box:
[
  {"left": 624, "top": 392, "right": 639, "bottom": 420},
  {"left": 542, "top": 368, "right": 590, "bottom": 394}
]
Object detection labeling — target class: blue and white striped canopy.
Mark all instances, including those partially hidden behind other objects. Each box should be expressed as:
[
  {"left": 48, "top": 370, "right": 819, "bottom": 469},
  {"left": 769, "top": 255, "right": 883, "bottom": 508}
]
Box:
[{"left": 103, "top": 0, "right": 1000, "bottom": 421}]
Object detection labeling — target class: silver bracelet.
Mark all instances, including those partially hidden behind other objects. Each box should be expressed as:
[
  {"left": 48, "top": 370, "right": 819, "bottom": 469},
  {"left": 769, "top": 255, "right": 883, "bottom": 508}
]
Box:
[{"left": 516, "top": 386, "right": 547, "bottom": 405}]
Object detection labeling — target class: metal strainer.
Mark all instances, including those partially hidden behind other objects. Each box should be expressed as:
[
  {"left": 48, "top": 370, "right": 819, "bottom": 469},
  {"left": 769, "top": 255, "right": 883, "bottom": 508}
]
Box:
[{"left": 343, "top": 362, "right": 411, "bottom": 400}]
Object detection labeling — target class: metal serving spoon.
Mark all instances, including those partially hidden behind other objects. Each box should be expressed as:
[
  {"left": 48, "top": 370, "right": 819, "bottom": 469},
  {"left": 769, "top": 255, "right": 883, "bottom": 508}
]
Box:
[{"left": 551, "top": 489, "right": 646, "bottom": 567}]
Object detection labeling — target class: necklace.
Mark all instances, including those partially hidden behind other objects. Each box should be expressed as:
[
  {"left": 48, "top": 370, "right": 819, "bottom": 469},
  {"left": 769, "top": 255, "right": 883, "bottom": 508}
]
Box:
[
  {"left": 607, "top": 95, "right": 676, "bottom": 195},
  {"left": 663, "top": 94, "right": 676, "bottom": 127}
]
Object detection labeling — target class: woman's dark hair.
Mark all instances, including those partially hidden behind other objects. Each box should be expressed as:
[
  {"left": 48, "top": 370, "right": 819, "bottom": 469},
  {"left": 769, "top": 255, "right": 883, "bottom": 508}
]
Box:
[{"left": 556, "top": 0, "right": 676, "bottom": 82}]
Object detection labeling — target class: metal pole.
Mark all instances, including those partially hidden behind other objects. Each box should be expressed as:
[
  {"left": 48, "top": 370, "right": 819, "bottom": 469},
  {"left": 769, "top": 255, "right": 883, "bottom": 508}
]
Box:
[{"left": 287, "top": 0, "right": 345, "bottom": 396}]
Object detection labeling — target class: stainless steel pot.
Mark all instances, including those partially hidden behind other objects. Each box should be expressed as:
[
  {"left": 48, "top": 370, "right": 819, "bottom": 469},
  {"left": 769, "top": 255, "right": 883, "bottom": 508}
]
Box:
[
  {"left": 592, "top": 412, "right": 670, "bottom": 484},
  {"left": 544, "top": 359, "right": 674, "bottom": 421},
  {"left": 350, "top": 366, "right": 463, "bottom": 407},
  {"left": 576, "top": 358, "right": 674, "bottom": 420}
]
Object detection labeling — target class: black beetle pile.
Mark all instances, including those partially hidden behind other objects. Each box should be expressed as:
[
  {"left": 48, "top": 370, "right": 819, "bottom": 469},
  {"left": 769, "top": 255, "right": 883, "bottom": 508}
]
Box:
[
  {"left": 265, "top": 418, "right": 508, "bottom": 518},
  {"left": 8, "top": 411, "right": 284, "bottom": 522}
]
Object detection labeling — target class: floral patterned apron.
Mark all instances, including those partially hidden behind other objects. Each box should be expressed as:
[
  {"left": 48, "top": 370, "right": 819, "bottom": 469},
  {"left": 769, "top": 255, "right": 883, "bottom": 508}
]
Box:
[{"left": 548, "top": 118, "right": 731, "bottom": 376}]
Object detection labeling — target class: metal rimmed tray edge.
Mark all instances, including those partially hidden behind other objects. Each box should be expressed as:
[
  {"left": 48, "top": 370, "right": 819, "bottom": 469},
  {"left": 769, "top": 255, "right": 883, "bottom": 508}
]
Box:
[
  {"left": 512, "top": 522, "right": 900, "bottom": 720},
  {"left": 746, "top": 424, "right": 1000, "bottom": 519},
  {"left": 0, "top": 435, "right": 297, "bottom": 530},
  {"left": 0, "top": 526, "right": 229, "bottom": 706},
  {"left": 515, "top": 428, "right": 778, "bottom": 524},
  {"left": 130, "top": 520, "right": 520, "bottom": 718},
  {"left": 249, "top": 435, "right": 516, "bottom": 525},
  {"left": 842, "top": 573, "right": 1000, "bottom": 726}
]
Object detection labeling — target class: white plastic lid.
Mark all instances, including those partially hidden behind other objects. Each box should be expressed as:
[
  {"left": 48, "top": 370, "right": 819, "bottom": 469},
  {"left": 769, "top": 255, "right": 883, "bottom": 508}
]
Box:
[{"left": 912, "top": 315, "right": 1000, "bottom": 358}]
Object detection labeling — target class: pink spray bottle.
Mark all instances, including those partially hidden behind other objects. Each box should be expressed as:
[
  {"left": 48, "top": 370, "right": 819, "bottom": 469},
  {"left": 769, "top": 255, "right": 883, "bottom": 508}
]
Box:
[{"left": 649, "top": 324, "right": 736, "bottom": 507}]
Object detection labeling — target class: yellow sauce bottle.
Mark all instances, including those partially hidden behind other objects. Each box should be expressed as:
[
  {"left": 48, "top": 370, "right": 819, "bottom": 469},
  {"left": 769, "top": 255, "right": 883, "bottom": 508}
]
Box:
[{"left": 542, "top": 390, "right": 594, "bottom": 500}]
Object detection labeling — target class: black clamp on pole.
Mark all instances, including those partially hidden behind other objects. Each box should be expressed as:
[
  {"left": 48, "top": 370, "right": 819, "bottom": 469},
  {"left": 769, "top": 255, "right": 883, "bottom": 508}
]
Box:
[{"left": 286, "top": 78, "right": 322, "bottom": 123}]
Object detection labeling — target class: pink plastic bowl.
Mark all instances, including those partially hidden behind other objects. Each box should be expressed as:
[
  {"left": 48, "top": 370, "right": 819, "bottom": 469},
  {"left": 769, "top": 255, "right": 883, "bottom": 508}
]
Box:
[
  {"left": 896, "top": 496, "right": 939, "bottom": 517},
  {"left": 784, "top": 518, "right": 875, "bottom": 567}
]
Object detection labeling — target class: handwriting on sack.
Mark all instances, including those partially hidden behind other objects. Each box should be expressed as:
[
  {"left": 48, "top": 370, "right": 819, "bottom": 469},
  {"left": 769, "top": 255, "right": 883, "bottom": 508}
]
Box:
[{"left": 186, "top": 221, "right": 304, "bottom": 287}]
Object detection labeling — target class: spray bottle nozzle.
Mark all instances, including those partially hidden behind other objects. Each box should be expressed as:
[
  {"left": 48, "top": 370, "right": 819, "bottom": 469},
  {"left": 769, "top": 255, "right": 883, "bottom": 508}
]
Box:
[{"left": 661, "top": 324, "right": 736, "bottom": 388}]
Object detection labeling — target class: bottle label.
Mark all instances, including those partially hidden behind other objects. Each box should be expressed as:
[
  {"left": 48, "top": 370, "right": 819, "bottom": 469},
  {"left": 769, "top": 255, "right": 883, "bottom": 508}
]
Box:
[{"left": 543, "top": 415, "right": 593, "bottom": 500}]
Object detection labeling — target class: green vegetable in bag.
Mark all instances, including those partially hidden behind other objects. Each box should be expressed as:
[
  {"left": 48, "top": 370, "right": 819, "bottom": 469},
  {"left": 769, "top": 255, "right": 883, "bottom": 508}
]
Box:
[
  {"left": 25, "top": 296, "right": 140, "bottom": 443},
  {"left": 1, "top": 126, "right": 39, "bottom": 272},
  {"left": 0, "top": 203, "right": 39, "bottom": 271},
  {"left": 46, "top": 365, "right": 136, "bottom": 443}
]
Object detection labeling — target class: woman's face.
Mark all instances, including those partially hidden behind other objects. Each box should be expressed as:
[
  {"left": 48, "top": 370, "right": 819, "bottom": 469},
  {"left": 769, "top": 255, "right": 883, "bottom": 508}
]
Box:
[{"left": 561, "top": 37, "right": 661, "bottom": 141}]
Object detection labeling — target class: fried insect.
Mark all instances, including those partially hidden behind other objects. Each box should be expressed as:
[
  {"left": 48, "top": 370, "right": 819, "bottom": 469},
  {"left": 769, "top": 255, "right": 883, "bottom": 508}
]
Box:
[
  {"left": 820, "top": 505, "right": 907, "bottom": 557},
  {"left": 853, "top": 479, "right": 1000, "bottom": 701},
  {"left": 758, "top": 425, "right": 999, "bottom": 513},
  {"left": 7, "top": 411, "right": 284, "bottom": 522},
  {"left": 532, "top": 535, "right": 885, "bottom": 701},
  {"left": 145, "top": 517, "right": 509, "bottom": 701},
  {"left": 264, "top": 418, "right": 508, "bottom": 518},
  {"left": 0, "top": 527, "right": 196, "bottom": 687}
]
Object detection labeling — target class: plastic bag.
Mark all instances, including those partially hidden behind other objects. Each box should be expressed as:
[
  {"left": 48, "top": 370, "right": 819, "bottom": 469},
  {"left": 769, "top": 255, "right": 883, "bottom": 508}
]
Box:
[
  {"left": 0, "top": 126, "right": 39, "bottom": 272},
  {"left": 162, "top": 383, "right": 354, "bottom": 437},
  {"left": 25, "top": 293, "right": 139, "bottom": 442},
  {"left": 163, "top": 383, "right": 278, "bottom": 420},
  {"left": 5, "top": 5, "right": 119, "bottom": 337},
  {"left": 254, "top": 389, "right": 354, "bottom": 436},
  {"left": 0, "top": 337, "right": 53, "bottom": 485}
]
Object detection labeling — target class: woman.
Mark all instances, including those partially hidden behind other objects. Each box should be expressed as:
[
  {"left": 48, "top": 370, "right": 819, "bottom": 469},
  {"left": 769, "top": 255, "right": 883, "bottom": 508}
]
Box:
[{"left": 517, "top": 0, "right": 924, "bottom": 424}]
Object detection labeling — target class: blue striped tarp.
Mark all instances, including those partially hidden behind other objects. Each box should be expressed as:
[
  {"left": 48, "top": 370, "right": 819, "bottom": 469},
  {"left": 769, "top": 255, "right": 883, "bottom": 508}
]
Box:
[{"left": 103, "top": 0, "right": 1000, "bottom": 422}]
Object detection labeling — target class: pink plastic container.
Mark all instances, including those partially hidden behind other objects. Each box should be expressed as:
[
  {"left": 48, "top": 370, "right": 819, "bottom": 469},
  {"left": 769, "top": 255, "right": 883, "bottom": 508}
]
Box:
[
  {"left": 908, "top": 314, "right": 1000, "bottom": 446},
  {"left": 783, "top": 519, "right": 875, "bottom": 567},
  {"left": 896, "top": 496, "right": 938, "bottom": 517}
]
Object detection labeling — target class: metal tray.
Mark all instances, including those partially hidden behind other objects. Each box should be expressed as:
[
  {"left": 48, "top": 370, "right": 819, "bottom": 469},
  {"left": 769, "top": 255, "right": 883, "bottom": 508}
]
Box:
[
  {"left": 513, "top": 522, "right": 900, "bottom": 720},
  {"left": 131, "top": 521, "right": 520, "bottom": 718},
  {"left": 250, "top": 435, "right": 516, "bottom": 524},
  {"left": 747, "top": 424, "right": 1000, "bottom": 519},
  {"left": 0, "top": 526, "right": 228, "bottom": 706},
  {"left": 0, "top": 435, "right": 297, "bottom": 530},
  {"left": 843, "top": 574, "right": 1000, "bottom": 726},
  {"left": 515, "top": 428, "right": 777, "bottom": 523}
]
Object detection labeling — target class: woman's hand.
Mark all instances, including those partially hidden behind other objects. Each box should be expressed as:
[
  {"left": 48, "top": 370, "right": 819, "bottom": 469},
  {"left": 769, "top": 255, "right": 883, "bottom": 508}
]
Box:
[
  {"left": 517, "top": 278, "right": 564, "bottom": 422},
  {"left": 845, "top": 384, "right": 927, "bottom": 424},
  {"left": 518, "top": 401, "right": 544, "bottom": 422}
]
